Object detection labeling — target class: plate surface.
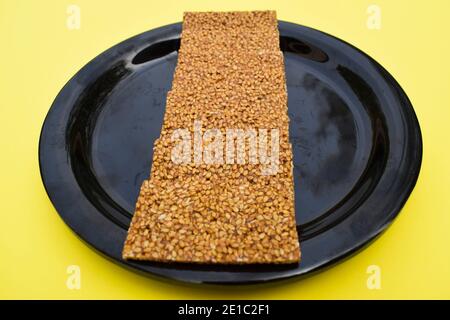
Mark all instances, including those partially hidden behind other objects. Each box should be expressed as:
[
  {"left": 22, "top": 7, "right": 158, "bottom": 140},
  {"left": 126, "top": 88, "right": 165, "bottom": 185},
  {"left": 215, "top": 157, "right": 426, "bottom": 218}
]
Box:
[{"left": 39, "top": 21, "right": 422, "bottom": 284}]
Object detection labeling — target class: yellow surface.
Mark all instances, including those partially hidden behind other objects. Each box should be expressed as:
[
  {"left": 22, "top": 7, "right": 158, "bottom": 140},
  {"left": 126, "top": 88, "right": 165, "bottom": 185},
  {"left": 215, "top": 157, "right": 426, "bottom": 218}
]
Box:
[{"left": 1, "top": 0, "right": 449, "bottom": 299}]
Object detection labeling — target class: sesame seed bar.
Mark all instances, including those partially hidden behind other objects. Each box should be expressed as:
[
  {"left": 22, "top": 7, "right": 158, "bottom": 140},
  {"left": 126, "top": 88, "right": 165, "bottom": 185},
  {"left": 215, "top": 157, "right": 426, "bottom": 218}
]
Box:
[
  {"left": 122, "top": 11, "right": 300, "bottom": 264},
  {"left": 171, "top": 51, "right": 287, "bottom": 95},
  {"left": 180, "top": 11, "right": 280, "bottom": 52},
  {"left": 182, "top": 11, "right": 278, "bottom": 30}
]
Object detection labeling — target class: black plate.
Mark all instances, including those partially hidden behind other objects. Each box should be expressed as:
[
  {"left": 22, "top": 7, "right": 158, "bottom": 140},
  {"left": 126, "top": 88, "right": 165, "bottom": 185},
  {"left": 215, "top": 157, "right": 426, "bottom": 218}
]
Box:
[{"left": 39, "top": 21, "right": 422, "bottom": 284}]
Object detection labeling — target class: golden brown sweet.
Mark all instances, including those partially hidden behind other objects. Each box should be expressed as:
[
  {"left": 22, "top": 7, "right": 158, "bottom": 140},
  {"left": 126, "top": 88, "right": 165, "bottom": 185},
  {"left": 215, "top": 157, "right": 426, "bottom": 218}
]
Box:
[{"left": 122, "top": 10, "right": 300, "bottom": 264}]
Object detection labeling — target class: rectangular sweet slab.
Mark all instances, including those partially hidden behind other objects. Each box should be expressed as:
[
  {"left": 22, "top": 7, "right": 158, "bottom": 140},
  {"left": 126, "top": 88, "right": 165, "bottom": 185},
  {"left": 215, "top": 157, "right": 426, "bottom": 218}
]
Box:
[{"left": 122, "top": 11, "right": 300, "bottom": 264}]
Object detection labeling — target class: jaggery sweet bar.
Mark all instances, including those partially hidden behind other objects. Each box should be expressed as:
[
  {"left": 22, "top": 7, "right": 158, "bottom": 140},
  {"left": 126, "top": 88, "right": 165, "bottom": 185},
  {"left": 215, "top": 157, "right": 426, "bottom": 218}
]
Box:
[
  {"left": 122, "top": 11, "right": 300, "bottom": 264},
  {"left": 180, "top": 11, "right": 280, "bottom": 53}
]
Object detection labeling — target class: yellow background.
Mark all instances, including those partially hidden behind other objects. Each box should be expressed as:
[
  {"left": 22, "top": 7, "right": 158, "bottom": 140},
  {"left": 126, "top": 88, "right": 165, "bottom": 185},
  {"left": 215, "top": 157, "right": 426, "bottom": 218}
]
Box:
[{"left": 1, "top": 0, "right": 449, "bottom": 299}]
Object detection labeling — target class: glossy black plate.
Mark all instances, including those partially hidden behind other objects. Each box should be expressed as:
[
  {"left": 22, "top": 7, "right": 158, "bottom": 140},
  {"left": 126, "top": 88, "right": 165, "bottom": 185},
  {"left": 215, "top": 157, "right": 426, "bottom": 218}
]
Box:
[{"left": 39, "top": 21, "right": 422, "bottom": 284}]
